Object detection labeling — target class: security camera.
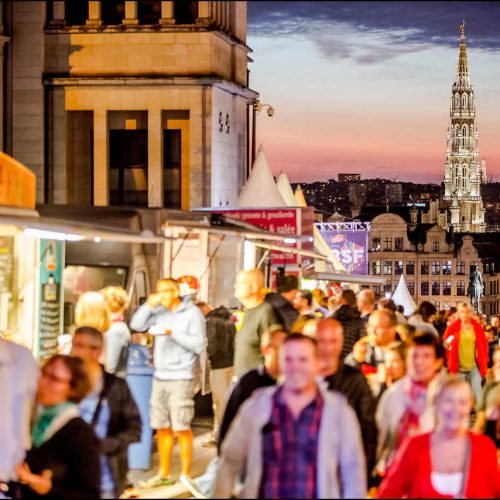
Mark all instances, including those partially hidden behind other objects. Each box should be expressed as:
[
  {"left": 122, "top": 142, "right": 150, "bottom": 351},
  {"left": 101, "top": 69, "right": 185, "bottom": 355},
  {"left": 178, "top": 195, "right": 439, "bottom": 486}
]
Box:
[{"left": 267, "top": 106, "right": 275, "bottom": 117}]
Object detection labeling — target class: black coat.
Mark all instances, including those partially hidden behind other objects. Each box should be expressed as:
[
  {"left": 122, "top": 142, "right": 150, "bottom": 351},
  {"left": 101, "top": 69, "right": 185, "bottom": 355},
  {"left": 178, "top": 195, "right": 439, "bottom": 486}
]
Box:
[
  {"left": 332, "top": 305, "right": 366, "bottom": 360},
  {"left": 325, "top": 364, "right": 377, "bottom": 483},
  {"left": 99, "top": 370, "right": 142, "bottom": 495},
  {"left": 264, "top": 292, "right": 299, "bottom": 332},
  {"left": 206, "top": 306, "right": 236, "bottom": 370},
  {"left": 23, "top": 418, "right": 101, "bottom": 500}
]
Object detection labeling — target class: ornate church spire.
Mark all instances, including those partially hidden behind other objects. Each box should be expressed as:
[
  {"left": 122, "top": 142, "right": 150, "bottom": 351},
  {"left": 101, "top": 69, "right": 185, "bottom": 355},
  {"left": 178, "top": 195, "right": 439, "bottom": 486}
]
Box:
[
  {"left": 456, "top": 21, "right": 470, "bottom": 88},
  {"left": 443, "top": 22, "right": 486, "bottom": 232}
]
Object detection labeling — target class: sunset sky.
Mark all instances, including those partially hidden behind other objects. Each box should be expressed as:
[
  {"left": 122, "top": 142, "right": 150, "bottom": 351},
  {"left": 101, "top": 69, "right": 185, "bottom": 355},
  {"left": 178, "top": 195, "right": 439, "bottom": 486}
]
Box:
[{"left": 247, "top": 1, "right": 500, "bottom": 184}]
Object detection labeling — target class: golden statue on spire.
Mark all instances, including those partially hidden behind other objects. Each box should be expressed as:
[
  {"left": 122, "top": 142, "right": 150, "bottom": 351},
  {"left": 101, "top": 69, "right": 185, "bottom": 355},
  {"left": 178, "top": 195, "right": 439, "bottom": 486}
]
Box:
[{"left": 460, "top": 20, "right": 465, "bottom": 36}]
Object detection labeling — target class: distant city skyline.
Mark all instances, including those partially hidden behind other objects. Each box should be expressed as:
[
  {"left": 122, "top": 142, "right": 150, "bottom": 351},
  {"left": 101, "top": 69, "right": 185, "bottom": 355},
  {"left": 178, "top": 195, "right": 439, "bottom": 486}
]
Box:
[{"left": 247, "top": 1, "right": 500, "bottom": 184}]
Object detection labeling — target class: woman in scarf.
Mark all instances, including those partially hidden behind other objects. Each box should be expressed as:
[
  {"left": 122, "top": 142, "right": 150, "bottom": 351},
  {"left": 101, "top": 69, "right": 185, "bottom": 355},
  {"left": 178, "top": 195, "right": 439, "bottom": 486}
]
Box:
[{"left": 16, "top": 355, "right": 100, "bottom": 500}]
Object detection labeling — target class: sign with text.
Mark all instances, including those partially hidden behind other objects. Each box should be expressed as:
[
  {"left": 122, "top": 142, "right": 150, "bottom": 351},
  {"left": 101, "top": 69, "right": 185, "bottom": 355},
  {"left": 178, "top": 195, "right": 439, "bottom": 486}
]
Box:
[
  {"left": 214, "top": 207, "right": 314, "bottom": 267},
  {"left": 318, "top": 229, "right": 368, "bottom": 275}
]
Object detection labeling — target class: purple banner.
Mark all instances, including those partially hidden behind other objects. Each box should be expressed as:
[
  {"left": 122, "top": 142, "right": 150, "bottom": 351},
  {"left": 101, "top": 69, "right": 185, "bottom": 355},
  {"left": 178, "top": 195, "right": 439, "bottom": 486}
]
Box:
[{"left": 319, "top": 229, "right": 368, "bottom": 275}]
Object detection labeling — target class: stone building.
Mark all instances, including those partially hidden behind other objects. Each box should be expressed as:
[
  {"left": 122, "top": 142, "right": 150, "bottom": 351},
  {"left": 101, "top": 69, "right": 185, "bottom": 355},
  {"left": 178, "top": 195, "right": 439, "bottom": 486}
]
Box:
[
  {"left": 1, "top": 0, "right": 257, "bottom": 208},
  {"left": 442, "top": 22, "right": 487, "bottom": 232},
  {"left": 366, "top": 211, "right": 500, "bottom": 316}
]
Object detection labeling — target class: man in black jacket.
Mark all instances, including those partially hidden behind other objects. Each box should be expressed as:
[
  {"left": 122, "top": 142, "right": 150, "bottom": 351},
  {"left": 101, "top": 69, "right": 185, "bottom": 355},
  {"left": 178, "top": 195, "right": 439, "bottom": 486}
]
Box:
[
  {"left": 180, "top": 328, "right": 287, "bottom": 499},
  {"left": 204, "top": 305, "right": 236, "bottom": 447},
  {"left": 316, "top": 318, "right": 377, "bottom": 485},
  {"left": 264, "top": 275, "right": 299, "bottom": 332},
  {"left": 71, "top": 326, "right": 142, "bottom": 499},
  {"left": 332, "top": 289, "right": 366, "bottom": 360}
]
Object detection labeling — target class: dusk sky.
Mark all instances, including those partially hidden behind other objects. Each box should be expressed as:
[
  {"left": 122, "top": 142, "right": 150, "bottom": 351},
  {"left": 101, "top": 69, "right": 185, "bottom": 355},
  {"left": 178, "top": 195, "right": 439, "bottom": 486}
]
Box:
[{"left": 247, "top": 1, "right": 500, "bottom": 184}]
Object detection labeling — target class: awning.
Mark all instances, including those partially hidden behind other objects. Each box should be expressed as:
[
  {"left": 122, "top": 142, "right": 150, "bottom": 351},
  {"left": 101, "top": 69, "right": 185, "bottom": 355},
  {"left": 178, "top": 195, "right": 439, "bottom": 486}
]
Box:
[
  {"left": 252, "top": 240, "right": 348, "bottom": 264},
  {"left": 0, "top": 212, "right": 167, "bottom": 244},
  {"left": 302, "top": 270, "right": 385, "bottom": 286},
  {"left": 163, "top": 217, "right": 313, "bottom": 244}
]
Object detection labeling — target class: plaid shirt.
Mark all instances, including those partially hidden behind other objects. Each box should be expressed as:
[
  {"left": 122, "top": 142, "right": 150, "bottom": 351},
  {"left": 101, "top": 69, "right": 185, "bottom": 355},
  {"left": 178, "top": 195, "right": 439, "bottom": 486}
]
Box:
[{"left": 259, "top": 386, "right": 323, "bottom": 499}]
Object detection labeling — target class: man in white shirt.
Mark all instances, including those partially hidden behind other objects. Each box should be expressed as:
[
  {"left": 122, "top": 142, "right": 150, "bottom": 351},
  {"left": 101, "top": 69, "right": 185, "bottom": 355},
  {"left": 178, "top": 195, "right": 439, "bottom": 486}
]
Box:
[{"left": 0, "top": 338, "right": 38, "bottom": 497}]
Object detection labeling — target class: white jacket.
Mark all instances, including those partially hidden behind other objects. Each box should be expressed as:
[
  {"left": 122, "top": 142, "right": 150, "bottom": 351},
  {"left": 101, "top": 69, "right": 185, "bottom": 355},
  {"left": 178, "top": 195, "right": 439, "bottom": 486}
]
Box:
[{"left": 0, "top": 339, "right": 38, "bottom": 482}]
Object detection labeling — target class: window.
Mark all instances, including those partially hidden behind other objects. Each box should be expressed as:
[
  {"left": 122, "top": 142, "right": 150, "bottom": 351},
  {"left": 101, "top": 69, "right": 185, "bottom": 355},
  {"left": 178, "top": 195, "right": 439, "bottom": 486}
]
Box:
[
  {"left": 442, "top": 261, "right": 452, "bottom": 275},
  {"left": 457, "top": 281, "right": 465, "bottom": 296},
  {"left": 383, "top": 237, "right": 392, "bottom": 251},
  {"left": 65, "top": 0, "right": 88, "bottom": 25},
  {"left": 491, "top": 281, "right": 498, "bottom": 295},
  {"left": 406, "top": 261, "right": 415, "bottom": 275},
  {"left": 395, "top": 261, "right": 403, "bottom": 275},
  {"left": 421, "top": 261, "right": 429, "bottom": 275},
  {"left": 373, "top": 286, "right": 381, "bottom": 298},
  {"left": 164, "top": 130, "right": 182, "bottom": 209},
  {"left": 372, "top": 238, "right": 381, "bottom": 251},
  {"left": 174, "top": 0, "right": 198, "bottom": 24},
  {"left": 485, "top": 263, "right": 490, "bottom": 273},
  {"left": 109, "top": 129, "right": 148, "bottom": 206},
  {"left": 457, "top": 261, "right": 465, "bottom": 275},
  {"left": 101, "top": 0, "right": 125, "bottom": 25},
  {"left": 407, "top": 281, "right": 415, "bottom": 295},
  {"left": 395, "top": 237, "right": 403, "bottom": 251},
  {"left": 421, "top": 282, "right": 429, "bottom": 296},
  {"left": 384, "top": 281, "right": 392, "bottom": 294},
  {"left": 432, "top": 261, "right": 441, "bottom": 275},
  {"left": 138, "top": 1, "right": 162, "bottom": 24},
  {"left": 434, "top": 302, "right": 440, "bottom": 310},
  {"left": 384, "top": 261, "right": 392, "bottom": 275},
  {"left": 432, "top": 281, "right": 440, "bottom": 296},
  {"left": 443, "top": 281, "right": 451, "bottom": 296},
  {"left": 433, "top": 240, "right": 440, "bottom": 252},
  {"left": 372, "top": 261, "right": 381, "bottom": 275}
]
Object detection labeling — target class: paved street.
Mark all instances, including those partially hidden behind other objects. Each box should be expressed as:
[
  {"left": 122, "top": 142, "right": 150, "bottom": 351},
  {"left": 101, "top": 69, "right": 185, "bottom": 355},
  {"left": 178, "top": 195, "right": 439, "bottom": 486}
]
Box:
[{"left": 128, "top": 418, "right": 216, "bottom": 499}]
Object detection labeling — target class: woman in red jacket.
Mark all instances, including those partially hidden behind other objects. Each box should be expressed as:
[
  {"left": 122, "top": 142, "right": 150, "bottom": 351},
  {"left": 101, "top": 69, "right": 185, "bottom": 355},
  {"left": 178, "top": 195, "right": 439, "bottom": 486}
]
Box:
[
  {"left": 442, "top": 301, "right": 488, "bottom": 407},
  {"left": 378, "top": 375, "right": 500, "bottom": 499}
]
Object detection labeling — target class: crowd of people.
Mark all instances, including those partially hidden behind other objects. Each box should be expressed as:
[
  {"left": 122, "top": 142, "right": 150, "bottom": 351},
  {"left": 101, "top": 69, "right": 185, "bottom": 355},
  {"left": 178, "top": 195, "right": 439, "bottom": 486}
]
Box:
[{"left": 1, "top": 271, "right": 500, "bottom": 499}]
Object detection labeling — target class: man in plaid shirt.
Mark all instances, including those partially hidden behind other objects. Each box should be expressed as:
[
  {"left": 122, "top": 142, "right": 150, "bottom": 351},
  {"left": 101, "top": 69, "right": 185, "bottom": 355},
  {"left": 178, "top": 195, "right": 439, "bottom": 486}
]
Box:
[{"left": 214, "top": 333, "right": 366, "bottom": 499}]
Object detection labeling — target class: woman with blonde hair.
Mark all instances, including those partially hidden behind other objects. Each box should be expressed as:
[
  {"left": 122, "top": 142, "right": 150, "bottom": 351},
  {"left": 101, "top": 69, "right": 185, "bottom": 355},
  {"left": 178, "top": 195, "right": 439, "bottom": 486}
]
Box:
[
  {"left": 378, "top": 375, "right": 500, "bottom": 498},
  {"left": 100, "top": 286, "right": 131, "bottom": 377},
  {"left": 75, "top": 291, "right": 111, "bottom": 333}
]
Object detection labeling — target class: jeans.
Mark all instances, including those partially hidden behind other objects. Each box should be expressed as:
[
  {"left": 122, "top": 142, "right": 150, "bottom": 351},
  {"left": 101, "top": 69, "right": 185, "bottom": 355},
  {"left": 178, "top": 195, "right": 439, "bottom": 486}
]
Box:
[{"left": 457, "top": 366, "right": 483, "bottom": 407}]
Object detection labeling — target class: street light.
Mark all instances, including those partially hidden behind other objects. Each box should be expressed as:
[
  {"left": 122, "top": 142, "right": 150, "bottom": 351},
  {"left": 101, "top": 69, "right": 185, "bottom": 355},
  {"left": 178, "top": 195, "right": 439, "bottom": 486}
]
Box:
[{"left": 250, "top": 100, "right": 275, "bottom": 175}]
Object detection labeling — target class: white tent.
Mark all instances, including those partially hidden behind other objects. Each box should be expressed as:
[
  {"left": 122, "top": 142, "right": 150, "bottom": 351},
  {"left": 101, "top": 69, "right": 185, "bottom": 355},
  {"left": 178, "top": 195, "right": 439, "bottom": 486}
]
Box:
[
  {"left": 392, "top": 274, "right": 417, "bottom": 316},
  {"left": 237, "top": 145, "right": 286, "bottom": 208},
  {"left": 276, "top": 170, "right": 299, "bottom": 206}
]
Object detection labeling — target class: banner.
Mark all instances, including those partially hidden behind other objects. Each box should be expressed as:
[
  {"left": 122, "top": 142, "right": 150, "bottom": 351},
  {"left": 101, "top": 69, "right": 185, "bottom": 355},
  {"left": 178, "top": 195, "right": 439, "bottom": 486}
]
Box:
[
  {"left": 318, "top": 229, "right": 368, "bottom": 275},
  {"left": 38, "top": 240, "right": 64, "bottom": 359}
]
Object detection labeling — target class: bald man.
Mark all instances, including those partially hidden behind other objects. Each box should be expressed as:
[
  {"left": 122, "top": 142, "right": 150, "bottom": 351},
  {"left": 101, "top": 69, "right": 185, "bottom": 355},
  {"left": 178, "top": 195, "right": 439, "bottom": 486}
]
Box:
[
  {"left": 357, "top": 289, "right": 376, "bottom": 324},
  {"left": 316, "top": 318, "right": 377, "bottom": 484},
  {"left": 233, "top": 269, "right": 283, "bottom": 378}
]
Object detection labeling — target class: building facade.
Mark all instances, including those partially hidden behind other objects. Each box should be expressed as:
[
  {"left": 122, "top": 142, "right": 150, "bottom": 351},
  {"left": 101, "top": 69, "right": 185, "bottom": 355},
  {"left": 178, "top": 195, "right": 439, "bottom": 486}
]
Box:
[
  {"left": 443, "top": 23, "right": 486, "bottom": 232},
  {"left": 367, "top": 212, "right": 499, "bottom": 316},
  {"left": 1, "top": 0, "right": 257, "bottom": 209}
]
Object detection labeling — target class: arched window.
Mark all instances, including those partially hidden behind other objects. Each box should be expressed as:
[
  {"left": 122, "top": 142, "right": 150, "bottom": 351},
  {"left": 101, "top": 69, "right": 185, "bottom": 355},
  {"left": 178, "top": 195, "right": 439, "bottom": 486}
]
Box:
[
  {"left": 455, "top": 95, "right": 460, "bottom": 109},
  {"left": 462, "top": 94, "right": 468, "bottom": 108}
]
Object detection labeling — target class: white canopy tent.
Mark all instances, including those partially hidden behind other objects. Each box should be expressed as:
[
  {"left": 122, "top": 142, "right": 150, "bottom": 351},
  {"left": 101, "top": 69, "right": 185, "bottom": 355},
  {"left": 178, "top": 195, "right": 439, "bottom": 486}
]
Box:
[
  {"left": 392, "top": 274, "right": 417, "bottom": 316},
  {"left": 237, "top": 145, "right": 286, "bottom": 208}
]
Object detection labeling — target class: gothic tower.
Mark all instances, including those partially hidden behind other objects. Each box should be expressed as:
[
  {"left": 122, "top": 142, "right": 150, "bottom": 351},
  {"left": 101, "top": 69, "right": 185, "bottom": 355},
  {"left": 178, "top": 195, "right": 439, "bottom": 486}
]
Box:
[{"left": 443, "top": 22, "right": 486, "bottom": 232}]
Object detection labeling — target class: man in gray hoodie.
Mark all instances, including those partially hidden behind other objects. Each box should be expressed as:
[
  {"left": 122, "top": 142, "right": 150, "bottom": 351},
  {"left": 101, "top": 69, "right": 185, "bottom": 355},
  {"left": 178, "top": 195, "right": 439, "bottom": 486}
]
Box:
[{"left": 130, "top": 278, "right": 206, "bottom": 490}]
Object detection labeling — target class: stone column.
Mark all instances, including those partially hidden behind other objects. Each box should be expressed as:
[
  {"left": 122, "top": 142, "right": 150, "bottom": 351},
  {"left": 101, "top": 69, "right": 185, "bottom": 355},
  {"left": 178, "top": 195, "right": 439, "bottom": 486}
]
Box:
[
  {"left": 49, "top": 0, "right": 66, "bottom": 27},
  {"left": 160, "top": 1, "right": 175, "bottom": 25},
  {"left": 123, "top": 1, "right": 139, "bottom": 25},
  {"left": 86, "top": 1, "right": 102, "bottom": 26},
  {"left": 148, "top": 109, "right": 163, "bottom": 207},
  {"left": 93, "top": 109, "right": 108, "bottom": 206},
  {"left": 196, "top": 1, "right": 212, "bottom": 25}
]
